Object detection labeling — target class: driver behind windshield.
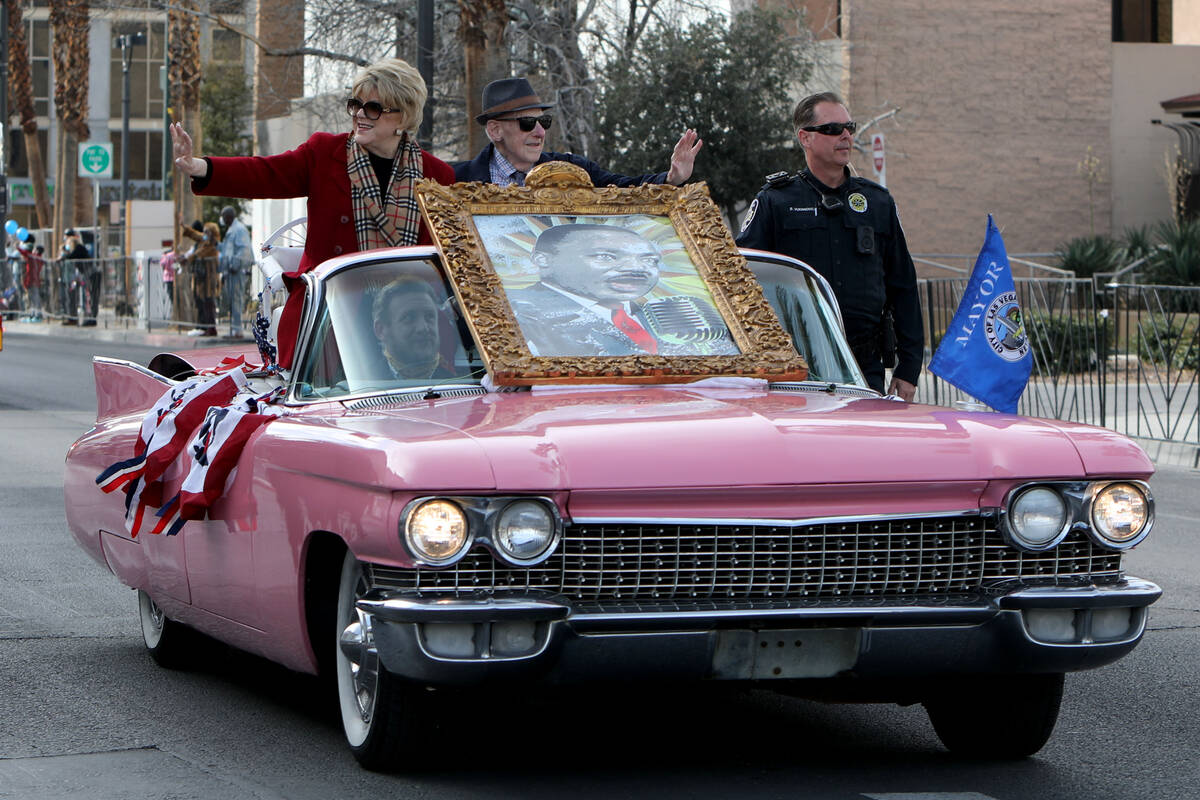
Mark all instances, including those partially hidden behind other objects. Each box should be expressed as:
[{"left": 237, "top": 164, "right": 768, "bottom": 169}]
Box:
[{"left": 371, "top": 277, "right": 458, "bottom": 379}]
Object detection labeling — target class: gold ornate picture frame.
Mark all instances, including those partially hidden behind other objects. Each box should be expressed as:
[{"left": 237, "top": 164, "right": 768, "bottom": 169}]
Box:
[{"left": 416, "top": 161, "right": 808, "bottom": 385}]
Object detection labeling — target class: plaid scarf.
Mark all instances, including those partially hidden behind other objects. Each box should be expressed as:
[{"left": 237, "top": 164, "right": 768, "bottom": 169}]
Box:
[{"left": 346, "top": 133, "right": 423, "bottom": 251}]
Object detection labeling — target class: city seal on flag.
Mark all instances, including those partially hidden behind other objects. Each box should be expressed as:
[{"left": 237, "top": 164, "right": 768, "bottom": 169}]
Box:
[
  {"left": 983, "top": 291, "right": 1029, "bottom": 362},
  {"left": 928, "top": 215, "right": 1033, "bottom": 414}
]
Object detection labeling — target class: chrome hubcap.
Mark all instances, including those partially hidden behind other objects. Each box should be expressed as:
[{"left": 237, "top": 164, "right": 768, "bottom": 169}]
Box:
[
  {"left": 147, "top": 599, "right": 164, "bottom": 632},
  {"left": 339, "top": 610, "right": 379, "bottom": 723}
]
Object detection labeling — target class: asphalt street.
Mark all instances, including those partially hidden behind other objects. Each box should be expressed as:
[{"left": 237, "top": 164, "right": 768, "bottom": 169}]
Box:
[{"left": 0, "top": 324, "right": 1196, "bottom": 800}]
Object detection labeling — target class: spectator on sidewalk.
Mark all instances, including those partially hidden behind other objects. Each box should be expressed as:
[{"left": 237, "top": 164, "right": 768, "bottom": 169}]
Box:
[
  {"left": 160, "top": 244, "right": 179, "bottom": 308},
  {"left": 180, "top": 220, "right": 220, "bottom": 336},
  {"left": 60, "top": 229, "right": 91, "bottom": 325},
  {"left": 5, "top": 238, "right": 20, "bottom": 298},
  {"left": 19, "top": 238, "right": 44, "bottom": 321},
  {"left": 218, "top": 206, "right": 252, "bottom": 335}
]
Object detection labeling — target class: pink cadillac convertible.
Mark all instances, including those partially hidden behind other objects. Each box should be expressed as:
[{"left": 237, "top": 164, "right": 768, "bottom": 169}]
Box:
[{"left": 65, "top": 236, "right": 1159, "bottom": 769}]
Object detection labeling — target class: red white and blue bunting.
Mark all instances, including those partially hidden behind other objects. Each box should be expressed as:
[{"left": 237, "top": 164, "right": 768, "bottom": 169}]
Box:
[{"left": 96, "top": 358, "right": 284, "bottom": 537}]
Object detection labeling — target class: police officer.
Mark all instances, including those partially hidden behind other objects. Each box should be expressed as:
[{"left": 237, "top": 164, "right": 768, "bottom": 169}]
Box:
[{"left": 736, "top": 91, "right": 923, "bottom": 401}]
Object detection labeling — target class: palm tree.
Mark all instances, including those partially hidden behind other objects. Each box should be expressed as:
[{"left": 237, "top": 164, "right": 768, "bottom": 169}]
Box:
[
  {"left": 169, "top": 0, "right": 203, "bottom": 238},
  {"left": 50, "top": 0, "right": 90, "bottom": 243},
  {"left": 6, "top": 0, "right": 52, "bottom": 228}
]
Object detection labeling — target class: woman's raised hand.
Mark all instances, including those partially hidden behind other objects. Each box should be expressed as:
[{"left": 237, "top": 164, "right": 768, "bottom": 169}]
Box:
[{"left": 170, "top": 123, "right": 209, "bottom": 178}]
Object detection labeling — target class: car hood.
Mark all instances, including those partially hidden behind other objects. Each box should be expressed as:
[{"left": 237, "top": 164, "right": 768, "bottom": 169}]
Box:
[{"left": 263, "top": 385, "right": 1152, "bottom": 493}]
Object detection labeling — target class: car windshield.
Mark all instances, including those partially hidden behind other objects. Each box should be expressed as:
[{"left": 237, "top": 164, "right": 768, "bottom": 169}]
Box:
[
  {"left": 745, "top": 256, "right": 866, "bottom": 386},
  {"left": 293, "top": 253, "right": 865, "bottom": 400},
  {"left": 294, "top": 257, "right": 485, "bottom": 399}
]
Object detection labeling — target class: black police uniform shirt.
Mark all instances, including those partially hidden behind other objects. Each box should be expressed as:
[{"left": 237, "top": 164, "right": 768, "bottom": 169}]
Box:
[{"left": 735, "top": 168, "right": 924, "bottom": 386}]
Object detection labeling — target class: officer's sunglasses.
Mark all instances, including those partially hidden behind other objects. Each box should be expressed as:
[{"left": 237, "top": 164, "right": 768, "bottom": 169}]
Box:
[
  {"left": 801, "top": 121, "right": 857, "bottom": 136},
  {"left": 497, "top": 114, "right": 554, "bottom": 132},
  {"left": 346, "top": 98, "right": 400, "bottom": 120}
]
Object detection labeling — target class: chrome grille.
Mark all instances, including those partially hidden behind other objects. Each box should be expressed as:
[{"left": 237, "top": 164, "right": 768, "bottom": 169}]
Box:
[{"left": 370, "top": 516, "right": 1122, "bottom": 602}]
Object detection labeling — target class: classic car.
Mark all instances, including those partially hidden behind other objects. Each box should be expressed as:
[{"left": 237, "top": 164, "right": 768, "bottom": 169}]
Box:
[{"left": 65, "top": 215, "right": 1159, "bottom": 771}]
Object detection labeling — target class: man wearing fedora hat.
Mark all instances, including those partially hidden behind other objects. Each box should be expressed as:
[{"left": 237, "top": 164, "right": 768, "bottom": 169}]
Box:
[{"left": 454, "top": 77, "right": 701, "bottom": 188}]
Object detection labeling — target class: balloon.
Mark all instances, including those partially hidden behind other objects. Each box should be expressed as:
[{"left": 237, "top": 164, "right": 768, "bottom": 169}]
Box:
[
  {"left": 17, "top": 227, "right": 28, "bottom": 241},
  {"left": 4, "top": 220, "right": 17, "bottom": 236}
]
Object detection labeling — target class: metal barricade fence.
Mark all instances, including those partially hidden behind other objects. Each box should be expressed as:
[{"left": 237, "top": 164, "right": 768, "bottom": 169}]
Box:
[
  {"left": 1102, "top": 284, "right": 1199, "bottom": 450},
  {"left": 921, "top": 277, "right": 1199, "bottom": 461}
]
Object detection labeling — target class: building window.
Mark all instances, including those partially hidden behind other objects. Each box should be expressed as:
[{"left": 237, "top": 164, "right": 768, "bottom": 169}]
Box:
[
  {"left": 1113, "top": 0, "right": 1173, "bottom": 42},
  {"left": 30, "top": 19, "right": 51, "bottom": 119},
  {"left": 111, "top": 129, "right": 165, "bottom": 183},
  {"left": 109, "top": 22, "right": 167, "bottom": 120},
  {"left": 211, "top": 28, "right": 244, "bottom": 65}
]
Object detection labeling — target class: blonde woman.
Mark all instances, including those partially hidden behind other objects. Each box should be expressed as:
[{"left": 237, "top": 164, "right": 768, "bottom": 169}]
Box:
[{"left": 170, "top": 57, "right": 454, "bottom": 366}]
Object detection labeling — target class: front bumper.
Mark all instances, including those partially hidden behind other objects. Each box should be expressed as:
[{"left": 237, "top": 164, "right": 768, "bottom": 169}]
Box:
[{"left": 356, "top": 577, "right": 1162, "bottom": 685}]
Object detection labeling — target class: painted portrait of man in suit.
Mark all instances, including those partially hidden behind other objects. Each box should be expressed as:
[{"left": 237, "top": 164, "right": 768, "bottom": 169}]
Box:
[{"left": 501, "top": 222, "right": 739, "bottom": 357}]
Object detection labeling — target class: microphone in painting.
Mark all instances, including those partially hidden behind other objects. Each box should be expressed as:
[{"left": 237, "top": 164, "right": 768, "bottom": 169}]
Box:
[{"left": 642, "top": 295, "right": 728, "bottom": 343}]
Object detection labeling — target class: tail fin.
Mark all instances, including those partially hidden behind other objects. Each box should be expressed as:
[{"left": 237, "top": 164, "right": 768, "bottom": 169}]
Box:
[{"left": 94, "top": 357, "right": 171, "bottom": 422}]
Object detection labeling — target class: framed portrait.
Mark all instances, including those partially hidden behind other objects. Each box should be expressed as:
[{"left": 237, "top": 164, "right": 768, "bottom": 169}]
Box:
[{"left": 416, "top": 161, "right": 807, "bottom": 385}]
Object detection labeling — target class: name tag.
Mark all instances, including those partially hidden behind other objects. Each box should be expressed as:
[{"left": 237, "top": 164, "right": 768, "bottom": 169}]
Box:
[{"left": 789, "top": 207, "right": 818, "bottom": 215}]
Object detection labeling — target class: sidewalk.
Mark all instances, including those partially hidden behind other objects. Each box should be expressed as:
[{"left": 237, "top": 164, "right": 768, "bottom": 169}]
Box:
[{"left": 4, "top": 310, "right": 254, "bottom": 350}]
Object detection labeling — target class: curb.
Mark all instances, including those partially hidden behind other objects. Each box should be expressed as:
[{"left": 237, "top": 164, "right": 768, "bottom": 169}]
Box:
[{"left": 3, "top": 318, "right": 254, "bottom": 350}]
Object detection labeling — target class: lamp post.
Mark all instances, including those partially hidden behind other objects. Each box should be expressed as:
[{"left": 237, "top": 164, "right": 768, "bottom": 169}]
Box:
[{"left": 115, "top": 30, "right": 146, "bottom": 224}]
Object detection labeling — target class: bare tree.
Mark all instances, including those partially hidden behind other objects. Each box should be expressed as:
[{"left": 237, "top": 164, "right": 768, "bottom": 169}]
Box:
[
  {"left": 508, "top": 0, "right": 594, "bottom": 154},
  {"left": 6, "top": 0, "right": 52, "bottom": 229},
  {"left": 459, "top": 0, "right": 511, "bottom": 156}
]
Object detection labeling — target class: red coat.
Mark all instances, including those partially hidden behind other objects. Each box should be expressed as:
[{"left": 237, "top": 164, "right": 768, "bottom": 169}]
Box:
[{"left": 195, "top": 131, "right": 456, "bottom": 367}]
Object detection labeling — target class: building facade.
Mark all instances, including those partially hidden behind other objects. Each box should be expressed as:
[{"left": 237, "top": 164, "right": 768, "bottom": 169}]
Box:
[
  {"left": 744, "top": 0, "right": 1200, "bottom": 259},
  {"left": 4, "top": 0, "right": 302, "bottom": 237}
]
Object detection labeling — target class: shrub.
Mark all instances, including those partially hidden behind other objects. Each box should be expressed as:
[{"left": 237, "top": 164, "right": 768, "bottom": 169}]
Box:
[
  {"left": 1025, "top": 312, "right": 1108, "bottom": 374},
  {"left": 1135, "top": 314, "right": 1199, "bottom": 371},
  {"left": 1144, "top": 218, "right": 1200, "bottom": 288},
  {"left": 1120, "top": 225, "right": 1156, "bottom": 268},
  {"left": 1056, "top": 235, "right": 1123, "bottom": 279}
]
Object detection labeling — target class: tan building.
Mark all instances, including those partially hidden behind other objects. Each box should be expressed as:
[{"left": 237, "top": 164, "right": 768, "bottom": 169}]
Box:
[
  {"left": 3, "top": 0, "right": 302, "bottom": 234},
  {"left": 744, "top": 0, "right": 1200, "bottom": 260}
]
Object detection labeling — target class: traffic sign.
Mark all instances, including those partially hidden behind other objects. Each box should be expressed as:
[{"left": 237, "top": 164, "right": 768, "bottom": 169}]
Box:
[
  {"left": 871, "top": 133, "right": 886, "bottom": 187},
  {"left": 79, "top": 142, "right": 113, "bottom": 179}
]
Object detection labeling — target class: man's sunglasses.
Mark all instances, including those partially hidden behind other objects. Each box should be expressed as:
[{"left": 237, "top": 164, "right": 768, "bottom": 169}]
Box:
[
  {"left": 801, "top": 121, "right": 857, "bottom": 136},
  {"left": 346, "top": 98, "right": 400, "bottom": 120},
  {"left": 497, "top": 114, "right": 553, "bottom": 132}
]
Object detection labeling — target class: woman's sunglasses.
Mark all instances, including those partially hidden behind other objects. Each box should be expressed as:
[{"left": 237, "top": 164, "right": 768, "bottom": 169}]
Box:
[
  {"left": 496, "top": 114, "right": 554, "bottom": 132},
  {"left": 801, "top": 121, "right": 857, "bottom": 136},
  {"left": 346, "top": 98, "right": 400, "bottom": 120}
]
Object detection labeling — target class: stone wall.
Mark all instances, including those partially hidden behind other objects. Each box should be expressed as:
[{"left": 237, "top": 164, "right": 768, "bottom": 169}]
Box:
[{"left": 844, "top": 0, "right": 1114, "bottom": 259}]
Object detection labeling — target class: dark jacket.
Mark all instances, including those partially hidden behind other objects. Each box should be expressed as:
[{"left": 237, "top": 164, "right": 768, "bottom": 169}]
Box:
[
  {"left": 453, "top": 143, "right": 668, "bottom": 188},
  {"left": 736, "top": 169, "right": 924, "bottom": 386}
]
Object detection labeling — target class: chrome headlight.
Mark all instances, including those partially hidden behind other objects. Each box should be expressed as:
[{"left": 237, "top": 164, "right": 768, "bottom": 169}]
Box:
[
  {"left": 1005, "top": 486, "right": 1069, "bottom": 550},
  {"left": 493, "top": 500, "right": 556, "bottom": 564},
  {"left": 404, "top": 499, "right": 470, "bottom": 565},
  {"left": 1089, "top": 482, "right": 1152, "bottom": 549}
]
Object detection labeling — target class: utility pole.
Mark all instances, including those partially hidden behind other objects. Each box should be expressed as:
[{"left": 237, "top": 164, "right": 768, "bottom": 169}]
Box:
[
  {"left": 0, "top": 1, "right": 10, "bottom": 222},
  {"left": 417, "top": 0, "right": 433, "bottom": 148}
]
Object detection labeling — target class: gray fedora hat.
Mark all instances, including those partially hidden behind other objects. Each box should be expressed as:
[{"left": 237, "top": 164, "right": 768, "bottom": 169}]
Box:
[{"left": 476, "top": 77, "right": 554, "bottom": 124}]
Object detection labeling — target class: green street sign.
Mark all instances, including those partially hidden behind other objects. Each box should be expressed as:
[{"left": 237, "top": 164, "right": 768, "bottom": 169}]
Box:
[{"left": 79, "top": 142, "right": 113, "bottom": 179}]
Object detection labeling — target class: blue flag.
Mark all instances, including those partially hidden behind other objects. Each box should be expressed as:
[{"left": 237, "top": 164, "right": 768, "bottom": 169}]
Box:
[{"left": 928, "top": 216, "right": 1032, "bottom": 413}]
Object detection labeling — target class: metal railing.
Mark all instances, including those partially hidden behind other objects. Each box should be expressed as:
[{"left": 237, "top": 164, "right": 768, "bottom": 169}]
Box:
[
  {"left": 0, "top": 254, "right": 240, "bottom": 334},
  {"left": 1104, "top": 284, "right": 1199, "bottom": 448},
  {"left": 921, "top": 276, "right": 1199, "bottom": 464}
]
